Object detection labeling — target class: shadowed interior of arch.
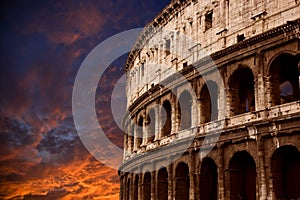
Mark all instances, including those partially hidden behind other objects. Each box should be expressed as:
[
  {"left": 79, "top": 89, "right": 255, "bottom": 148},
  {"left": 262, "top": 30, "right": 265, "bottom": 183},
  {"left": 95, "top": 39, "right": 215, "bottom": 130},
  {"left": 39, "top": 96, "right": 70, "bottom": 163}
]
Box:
[
  {"left": 271, "top": 145, "right": 300, "bottom": 199},
  {"left": 269, "top": 53, "right": 300, "bottom": 105},
  {"left": 229, "top": 151, "right": 256, "bottom": 200},
  {"left": 178, "top": 90, "right": 193, "bottom": 130},
  {"left": 200, "top": 81, "right": 218, "bottom": 123},
  {"left": 175, "top": 162, "right": 190, "bottom": 200},
  {"left": 228, "top": 67, "right": 255, "bottom": 115},
  {"left": 199, "top": 157, "right": 218, "bottom": 200}
]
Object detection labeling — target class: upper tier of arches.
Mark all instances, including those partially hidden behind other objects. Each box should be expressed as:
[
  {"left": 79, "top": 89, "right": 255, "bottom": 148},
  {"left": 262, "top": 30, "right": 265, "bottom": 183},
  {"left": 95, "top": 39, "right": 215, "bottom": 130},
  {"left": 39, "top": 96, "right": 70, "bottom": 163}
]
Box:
[{"left": 124, "top": 51, "right": 300, "bottom": 157}]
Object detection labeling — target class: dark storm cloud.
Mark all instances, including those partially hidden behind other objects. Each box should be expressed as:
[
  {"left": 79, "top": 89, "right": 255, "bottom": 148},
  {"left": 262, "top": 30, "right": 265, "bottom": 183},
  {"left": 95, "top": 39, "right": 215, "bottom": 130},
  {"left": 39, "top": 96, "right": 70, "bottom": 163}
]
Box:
[{"left": 0, "top": 0, "right": 170, "bottom": 199}]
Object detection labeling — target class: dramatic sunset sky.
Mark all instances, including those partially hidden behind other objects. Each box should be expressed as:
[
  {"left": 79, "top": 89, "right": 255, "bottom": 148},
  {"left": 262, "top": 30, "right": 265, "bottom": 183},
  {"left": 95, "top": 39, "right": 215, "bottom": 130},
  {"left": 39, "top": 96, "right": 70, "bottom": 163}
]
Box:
[{"left": 0, "top": 1, "right": 169, "bottom": 199}]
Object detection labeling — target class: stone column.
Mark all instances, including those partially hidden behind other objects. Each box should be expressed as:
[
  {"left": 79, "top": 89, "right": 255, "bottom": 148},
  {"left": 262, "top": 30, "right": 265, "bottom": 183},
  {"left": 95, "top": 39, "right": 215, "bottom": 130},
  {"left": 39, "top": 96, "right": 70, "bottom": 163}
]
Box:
[
  {"left": 151, "top": 171, "right": 156, "bottom": 200},
  {"left": 225, "top": 0, "right": 229, "bottom": 28},
  {"left": 255, "top": 52, "right": 266, "bottom": 111},
  {"left": 194, "top": 163, "right": 200, "bottom": 200},
  {"left": 255, "top": 74, "right": 265, "bottom": 111},
  {"left": 173, "top": 94, "right": 180, "bottom": 134},
  {"left": 219, "top": 0, "right": 226, "bottom": 29},
  {"left": 131, "top": 173, "right": 134, "bottom": 200},
  {"left": 134, "top": 116, "right": 139, "bottom": 152},
  {"left": 128, "top": 123, "right": 133, "bottom": 153},
  {"left": 189, "top": 150, "right": 196, "bottom": 200},
  {"left": 217, "top": 80, "right": 226, "bottom": 120},
  {"left": 154, "top": 104, "right": 160, "bottom": 143},
  {"left": 267, "top": 169, "right": 276, "bottom": 200},
  {"left": 168, "top": 163, "right": 174, "bottom": 200},
  {"left": 123, "top": 132, "right": 128, "bottom": 159},
  {"left": 224, "top": 155, "right": 230, "bottom": 199},
  {"left": 120, "top": 175, "right": 124, "bottom": 200},
  {"left": 138, "top": 173, "right": 142, "bottom": 200},
  {"left": 171, "top": 94, "right": 177, "bottom": 135},
  {"left": 258, "top": 138, "right": 267, "bottom": 200},
  {"left": 217, "top": 143, "right": 225, "bottom": 200},
  {"left": 158, "top": 103, "right": 163, "bottom": 141},
  {"left": 224, "top": 88, "right": 232, "bottom": 117},
  {"left": 142, "top": 112, "right": 149, "bottom": 147},
  {"left": 192, "top": 93, "right": 198, "bottom": 128},
  {"left": 265, "top": 76, "right": 273, "bottom": 108}
]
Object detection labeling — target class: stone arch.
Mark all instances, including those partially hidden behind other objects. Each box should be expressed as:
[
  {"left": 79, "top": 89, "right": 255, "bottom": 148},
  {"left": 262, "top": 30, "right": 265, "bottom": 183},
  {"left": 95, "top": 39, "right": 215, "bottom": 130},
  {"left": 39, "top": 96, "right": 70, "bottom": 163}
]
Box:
[
  {"left": 271, "top": 145, "right": 300, "bottom": 199},
  {"left": 147, "top": 107, "right": 155, "bottom": 143},
  {"left": 267, "top": 52, "right": 300, "bottom": 105},
  {"left": 199, "top": 157, "right": 218, "bottom": 200},
  {"left": 143, "top": 172, "right": 151, "bottom": 200},
  {"left": 228, "top": 67, "right": 255, "bottom": 115},
  {"left": 229, "top": 150, "right": 256, "bottom": 200},
  {"left": 161, "top": 100, "right": 172, "bottom": 137},
  {"left": 178, "top": 90, "right": 193, "bottom": 130},
  {"left": 157, "top": 167, "right": 168, "bottom": 200},
  {"left": 175, "top": 162, "right": 189, "bottom": 200},
  {"left": 199, "top": 80, "right": 219, "bottom": 123},
  {"left": 134, "top": 175, "right": 139, "bottom": 200}
]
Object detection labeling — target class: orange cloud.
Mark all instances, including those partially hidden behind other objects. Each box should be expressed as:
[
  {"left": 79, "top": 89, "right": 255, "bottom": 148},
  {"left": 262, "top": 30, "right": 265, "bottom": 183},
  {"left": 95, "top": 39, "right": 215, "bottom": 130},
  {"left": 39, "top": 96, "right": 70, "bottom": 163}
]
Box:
[{"left": 0, "top": 156, "right": 120, "bottom": 200}]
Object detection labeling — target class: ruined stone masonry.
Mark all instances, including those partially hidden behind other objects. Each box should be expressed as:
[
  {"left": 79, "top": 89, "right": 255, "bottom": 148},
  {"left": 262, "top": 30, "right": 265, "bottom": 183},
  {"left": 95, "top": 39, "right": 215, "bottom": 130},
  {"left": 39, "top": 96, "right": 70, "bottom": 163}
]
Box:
[{"left": 119, "top": 0, "right": 300, "bottom": 199}]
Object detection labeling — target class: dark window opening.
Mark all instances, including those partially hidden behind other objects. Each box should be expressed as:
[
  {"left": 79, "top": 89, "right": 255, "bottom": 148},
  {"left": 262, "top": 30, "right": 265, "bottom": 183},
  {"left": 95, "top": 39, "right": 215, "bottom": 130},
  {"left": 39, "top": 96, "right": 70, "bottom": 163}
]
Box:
[
  {"left": 237, "top": 34, "right": 245, "bottom": 42},
  {"left": 183, "top": 62, "right": 188, "bottom": 68},
  {"left": 205, "top": 11, "right": 213, "bottom": 31},
  {"left": 166, "top": 39, "right": 171, "bottom": 56},
  {"left": 141, "top": 63, "right": 144, "bottom": 77}
]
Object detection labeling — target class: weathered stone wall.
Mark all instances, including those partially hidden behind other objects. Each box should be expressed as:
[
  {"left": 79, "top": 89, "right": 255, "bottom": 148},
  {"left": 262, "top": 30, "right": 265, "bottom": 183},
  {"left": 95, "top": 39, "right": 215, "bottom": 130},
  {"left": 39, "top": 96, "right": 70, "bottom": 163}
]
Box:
[
  {"left": 120, "top": 0, "right": 300, "bottom": 199},
  {"left": 126, "top": 0, "right": 300, "bottom": 106}
]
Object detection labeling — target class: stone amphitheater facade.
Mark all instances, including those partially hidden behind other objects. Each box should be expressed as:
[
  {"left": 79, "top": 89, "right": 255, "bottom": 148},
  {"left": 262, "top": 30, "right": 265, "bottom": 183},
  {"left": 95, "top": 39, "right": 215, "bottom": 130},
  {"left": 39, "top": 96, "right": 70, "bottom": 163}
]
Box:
[{"left": 119, "top": 0, "right": 300, "bottom": 199}]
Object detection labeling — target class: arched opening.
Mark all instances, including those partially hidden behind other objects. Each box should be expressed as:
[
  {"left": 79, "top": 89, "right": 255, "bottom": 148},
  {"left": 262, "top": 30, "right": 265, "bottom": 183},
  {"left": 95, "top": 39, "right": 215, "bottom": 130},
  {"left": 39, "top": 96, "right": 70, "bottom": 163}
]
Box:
[
  {"left": 136, "top": 116, "right": 143, "bottom": 149},
  {"left": 179, "top": 90, "right": 192, "bottom": 130},
  {"left": 147, "top": 108, "right": 155, "bottom": 143},
  {"left": 143, "top": 172, "right": 151, "bottom": 200},
  {"left": 200, "top": 81, "right": 218, "bottom": 123},
  {"left": 161, "top": 100, "right": 172, "bottom": 137},
  {"left": 175, "top": 162, "right": 189, "bottom": 200},
  {"left": 228, "top": 67, "right": 255, "bottom": 115},
  {"left": 269, "top": 53, "right": 300, "bottom": 105},
  {"left": 157, "top": 167, "right": 168, "bottom": 200},
  {"left": 229, "top": 151, "right": 256, "bottom": 200},
  {"left": 126, "top": 178, "right": 130, "bottom": 200},
  {"left": 271, "top": 145, "right": 300, "bottom": 199},
  {"left": 134, "top": 175, "right": 139, "bottom": 200},
  {"left": 200, "top": 157, "right": 218, "bottom": 200}
]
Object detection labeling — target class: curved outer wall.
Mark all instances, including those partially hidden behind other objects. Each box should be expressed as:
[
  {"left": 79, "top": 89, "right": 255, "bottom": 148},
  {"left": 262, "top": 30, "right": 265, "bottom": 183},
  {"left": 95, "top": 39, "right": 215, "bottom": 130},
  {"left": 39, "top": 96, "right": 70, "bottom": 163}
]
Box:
[{"left": 119, "top": 0, "right": 300, "bottom": 199}]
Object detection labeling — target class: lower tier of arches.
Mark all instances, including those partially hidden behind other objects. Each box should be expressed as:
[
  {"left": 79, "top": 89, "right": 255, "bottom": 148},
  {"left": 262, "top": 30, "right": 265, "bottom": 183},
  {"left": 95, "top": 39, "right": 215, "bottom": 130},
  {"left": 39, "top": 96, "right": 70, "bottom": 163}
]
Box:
[{"left": 119, "top": 135, "right": 300, "bottom": 200}]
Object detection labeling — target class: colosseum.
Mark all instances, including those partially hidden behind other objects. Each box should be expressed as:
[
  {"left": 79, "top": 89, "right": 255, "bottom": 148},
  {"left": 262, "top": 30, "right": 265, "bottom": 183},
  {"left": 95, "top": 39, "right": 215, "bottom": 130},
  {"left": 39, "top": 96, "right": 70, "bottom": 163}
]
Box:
[{"left": 119, "top": 0, "right": 300, "bottom": 199}]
